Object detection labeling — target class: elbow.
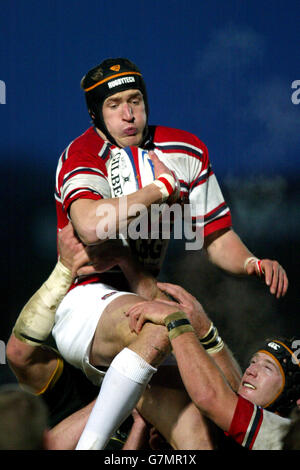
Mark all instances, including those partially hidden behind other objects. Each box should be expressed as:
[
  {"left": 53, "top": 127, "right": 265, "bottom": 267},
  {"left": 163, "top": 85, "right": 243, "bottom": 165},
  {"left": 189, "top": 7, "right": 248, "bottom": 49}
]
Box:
[
  {"left": 192, "top": 384, "right": 218, "bottom": 418},
  {"left": 76, "top": 224, "right": 100, "bottom": 246}
]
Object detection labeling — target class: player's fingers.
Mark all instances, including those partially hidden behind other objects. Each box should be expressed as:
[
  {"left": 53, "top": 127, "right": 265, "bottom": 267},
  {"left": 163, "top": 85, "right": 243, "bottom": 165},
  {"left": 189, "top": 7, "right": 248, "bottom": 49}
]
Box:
[
  {"left": 136, "top": 314, "right": 146, "bottom": 334},
  {"left": 275, "top": 268, "right": 285, "bottom": 299},
  {"left": 282, "top": 271, "right": 289, "bottom": 297},
  {"left": 260, "top": 260, "right": 272, "bottom": 285},
  {"left": 269, "top": 263, "right": 280, "bottom": 296},
  {"left": 75, "top": 265, "right": 96, "bottom": 277},
  {"left": 126, "top": 301, "right": 147, "bottom": 317},
  {"left": 275, "top": 267, "right": 288, "bottom": 298},
  {"left": 157, "top": 282, "right": 189, "bottom": 303},
  {"left": 155, "top": 299, "right": 180, "bottom": 308}
]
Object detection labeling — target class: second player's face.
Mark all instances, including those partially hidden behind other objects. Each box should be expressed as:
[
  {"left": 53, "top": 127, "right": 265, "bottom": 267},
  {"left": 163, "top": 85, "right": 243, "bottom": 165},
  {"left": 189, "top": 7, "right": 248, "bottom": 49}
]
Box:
[
  {"left": 101, "top": 89, "right": 147, "bottom": 148},
  {"left": 237, "top": 352, "right": 283, "bottom": 408}
]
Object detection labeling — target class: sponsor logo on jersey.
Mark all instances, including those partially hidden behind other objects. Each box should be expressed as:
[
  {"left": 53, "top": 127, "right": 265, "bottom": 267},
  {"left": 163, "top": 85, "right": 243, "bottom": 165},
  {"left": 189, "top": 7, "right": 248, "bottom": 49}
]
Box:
[
  {"left": 108, "top": 76, "right": 135, "bottom": 89},
  {"left": 109, "top": 152, "right": 123, "bottom": 197},
  {"left": 101, "top": 291, "right": 117, "bottom": 300}
]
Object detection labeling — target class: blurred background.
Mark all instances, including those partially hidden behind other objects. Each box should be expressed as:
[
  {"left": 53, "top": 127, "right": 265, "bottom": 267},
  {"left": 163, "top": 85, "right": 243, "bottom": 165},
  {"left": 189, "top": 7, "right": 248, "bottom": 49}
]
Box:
[{"left": 1, "top": 0, "right": 299, "bottom": 384}]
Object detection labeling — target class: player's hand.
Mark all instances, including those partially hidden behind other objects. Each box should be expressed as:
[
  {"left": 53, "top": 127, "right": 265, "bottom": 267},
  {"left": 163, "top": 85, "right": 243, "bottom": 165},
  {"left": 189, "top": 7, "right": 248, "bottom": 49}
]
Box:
[
  {"left": 149, "top": 151, "right": 173, "bottom": 179},
  {"left": 245, "top": 258, "right": 288, "bottom": 298},
  {"left": 149, "top": 151, "right": 180, "bottom": 203},
  {"left": 157, "top": 282, "right": 211, "bottom": 337},
  {"left": 76, "top": 238, "right": 131, "bottom": 277},
  {"left": 58, "top": 222, "right": 87, "bottom": 277},
  {"left": 125, "top": 300, "right": 178, "bottom": 334}
]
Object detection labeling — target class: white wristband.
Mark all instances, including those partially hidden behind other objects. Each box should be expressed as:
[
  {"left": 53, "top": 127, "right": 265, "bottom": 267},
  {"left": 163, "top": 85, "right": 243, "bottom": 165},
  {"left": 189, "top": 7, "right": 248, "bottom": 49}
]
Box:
[
  {"left": 244, "top": 256, "right": 263, "bottom": 277},
  {"left": 244, "top": 256, "right": 259, "bottom": 271},
  {"left": 152, "top": 173, "right": 176, "bottom": 202}
]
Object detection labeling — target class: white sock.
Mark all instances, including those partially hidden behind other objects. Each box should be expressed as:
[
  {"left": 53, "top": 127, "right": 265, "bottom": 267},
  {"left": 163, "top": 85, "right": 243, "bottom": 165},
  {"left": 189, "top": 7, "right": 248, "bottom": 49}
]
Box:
[{"left": 75, "top": 348, "right": 157, "bottom": 450}]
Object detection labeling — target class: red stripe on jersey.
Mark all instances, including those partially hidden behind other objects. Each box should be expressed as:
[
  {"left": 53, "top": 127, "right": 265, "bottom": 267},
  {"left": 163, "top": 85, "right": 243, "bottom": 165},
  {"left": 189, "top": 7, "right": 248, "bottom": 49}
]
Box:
[
  {"left": 131, "top": 147, "right": 143, "bottom": 189},
  {"left": 227, "top": 395, "right": 263, "bottom": 449},
  {"left": 204, "top": 202, "right": 227, "bottom": 220},
  {"left": 248, "top": 408, "right": 264, "bottom": 450},
  {"left": 203, "top": 212, "right": 232, "bottom": 237}
]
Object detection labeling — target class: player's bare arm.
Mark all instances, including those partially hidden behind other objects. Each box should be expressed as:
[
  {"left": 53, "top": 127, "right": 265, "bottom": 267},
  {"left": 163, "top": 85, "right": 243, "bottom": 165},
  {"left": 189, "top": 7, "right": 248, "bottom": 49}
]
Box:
[
  {"left": 70, "top": 152, "right": 177, "bottom": 246},
  {"left": 6, "top": 223, "right": 88, "bottom": 393},
  {"left": 126, "top": 299, "right": 238, "bottom": 432},
  {"left": 205, "top": 227, "right": 288, "bottom": 298},
  {"left": 156, "top": 282, "right": 242, "bottom": 391}
]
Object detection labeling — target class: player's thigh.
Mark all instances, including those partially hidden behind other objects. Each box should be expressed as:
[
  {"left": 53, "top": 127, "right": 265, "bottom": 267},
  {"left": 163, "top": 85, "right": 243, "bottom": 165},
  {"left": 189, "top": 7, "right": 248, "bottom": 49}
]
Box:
[{"left": 90, "top": 293, "right": 145, "bottom": 366}]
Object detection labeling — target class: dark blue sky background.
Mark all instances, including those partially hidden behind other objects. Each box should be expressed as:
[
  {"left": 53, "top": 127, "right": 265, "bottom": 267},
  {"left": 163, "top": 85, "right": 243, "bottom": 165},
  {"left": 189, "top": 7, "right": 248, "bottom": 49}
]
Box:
[
  {"left": 1, "top": 1, "right": 300, "bottom": 382},
  {"left": 1, "top": 0, "right": 299, "bottom": 179}
]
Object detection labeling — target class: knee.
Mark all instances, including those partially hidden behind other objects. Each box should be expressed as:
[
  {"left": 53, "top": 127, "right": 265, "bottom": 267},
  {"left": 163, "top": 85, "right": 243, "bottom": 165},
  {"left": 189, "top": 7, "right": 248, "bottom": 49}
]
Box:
[{"left": 134, "top": 323, "right": 171, "bottom": 367}]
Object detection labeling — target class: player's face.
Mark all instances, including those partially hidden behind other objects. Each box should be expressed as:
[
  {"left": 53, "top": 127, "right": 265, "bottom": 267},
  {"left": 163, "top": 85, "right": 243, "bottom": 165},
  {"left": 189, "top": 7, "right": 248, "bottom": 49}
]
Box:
[
  {"left": 101, "top": 89, "right": 147, "bottom": 148},
  {"left": 238, "top": 352, "right": 283, "bottom": 408}
]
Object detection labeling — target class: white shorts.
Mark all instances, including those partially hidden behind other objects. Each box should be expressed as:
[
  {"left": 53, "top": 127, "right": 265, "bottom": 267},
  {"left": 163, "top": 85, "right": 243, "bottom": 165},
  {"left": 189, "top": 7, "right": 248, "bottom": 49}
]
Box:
[{"left": 52, "top": 283, "right": 137, "bottom": 386}]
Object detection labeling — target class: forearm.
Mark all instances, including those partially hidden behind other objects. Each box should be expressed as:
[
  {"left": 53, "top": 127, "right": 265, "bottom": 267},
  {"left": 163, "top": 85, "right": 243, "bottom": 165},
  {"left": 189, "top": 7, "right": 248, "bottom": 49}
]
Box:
[
  {"left": 122, "top": 421, "right": 149, "bottom": 450},
  {"left": 119, "top": 256, "right": 168, "bottom": 301},
  {"left": 206, "top": 228, "right": 254, "bottom": 275},
  {"left": 171, "top": 330, "right": 237, "bottom": 431},
  {"left": 196, "top": 321, "right": 242, "bottom": 391},
  {"left": 70, "top": 184, "right": 164, "bottom": 246},
  {"left": 13, "top": 261, "right": 73, "bottom": 346}
]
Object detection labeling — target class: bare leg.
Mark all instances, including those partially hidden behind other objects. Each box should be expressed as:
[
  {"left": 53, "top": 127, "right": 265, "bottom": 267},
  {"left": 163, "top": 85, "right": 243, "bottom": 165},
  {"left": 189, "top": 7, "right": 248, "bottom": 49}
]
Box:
[
  {"left": 77, "top": 294, "right": 215, "bottom": 450},
  {"left": 137, "top": 365, "right": 215, "bottom": 450}
]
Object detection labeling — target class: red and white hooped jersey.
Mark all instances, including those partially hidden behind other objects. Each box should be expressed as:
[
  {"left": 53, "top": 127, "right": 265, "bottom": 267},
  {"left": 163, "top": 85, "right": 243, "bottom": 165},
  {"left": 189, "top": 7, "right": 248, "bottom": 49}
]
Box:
[
  {"left": 55, "top": 125, "right": 232, "bottom": 275},
  {"left": 227, "top": 395, "right": 290, "bottom": 450}
]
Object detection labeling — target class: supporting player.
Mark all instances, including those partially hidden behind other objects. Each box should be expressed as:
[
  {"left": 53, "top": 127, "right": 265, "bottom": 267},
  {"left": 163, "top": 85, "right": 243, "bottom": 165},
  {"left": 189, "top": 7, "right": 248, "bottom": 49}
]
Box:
[
  {"left": 127, "top": 283, "right": 300, "bottom": 450},
  {"left": 7, "top": 224, "right": 234, "bottom": 450}
]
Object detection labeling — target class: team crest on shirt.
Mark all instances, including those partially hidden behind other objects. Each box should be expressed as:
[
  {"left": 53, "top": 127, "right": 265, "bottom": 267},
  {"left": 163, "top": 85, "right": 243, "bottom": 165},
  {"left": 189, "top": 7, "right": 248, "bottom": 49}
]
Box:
[
  {"left": 110, "top": 65, "right": 120, "bottom": 72},
  {"left": 101, "top": 291, "right": 118, "bottom": 300}
]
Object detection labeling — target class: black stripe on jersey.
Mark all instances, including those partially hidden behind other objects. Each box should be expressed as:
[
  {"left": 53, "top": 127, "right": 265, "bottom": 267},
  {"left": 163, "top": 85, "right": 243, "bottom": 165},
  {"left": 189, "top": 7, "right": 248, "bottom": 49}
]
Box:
[
  {"left": 190, "top": 166, "right": 213, "bottom": 190},
  {"left": 61, "top": 150, "right": 67, "bottom": 163},
  {"left": 154, "top": 144, "right": 203, "bottom": 160},
  {"left": 54, "top": 189, "right": 61, "bottom": 199},
  {"left": 64, "top": 187, "right": 102, "bottom": 203},
  {"left": 179, "top": 181, "right": 189, "bottom": 190},
  {"left": 244, "top": 406, "right": 262, "bottom": 449},
  {"left": 62, "top": 167, "right": 105, "bottom": 186},
  {"left": 203, "top": 203, "right": 228, "bottom": 222},
  {"left": 100, "top": 143, "right": 111, "bottom": 161},
  {"left": 191, "top": 203, "right": 228, "bottom": 225}
]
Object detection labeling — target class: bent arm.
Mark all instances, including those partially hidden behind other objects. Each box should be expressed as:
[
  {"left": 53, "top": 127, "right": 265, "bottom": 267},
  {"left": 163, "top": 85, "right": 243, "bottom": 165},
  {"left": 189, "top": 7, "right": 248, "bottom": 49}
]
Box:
[
  {"left": 205, "top": 228, "right": 253, "bottom": 275},
  {"left": 70, "top": 184, "right": 164, "bottom": 246},
  {"left": 205, "top": 228, "right": 288, "bottom": 297},
  {"left": 170, "top": 330, "right": 238, "bottom": 431}
]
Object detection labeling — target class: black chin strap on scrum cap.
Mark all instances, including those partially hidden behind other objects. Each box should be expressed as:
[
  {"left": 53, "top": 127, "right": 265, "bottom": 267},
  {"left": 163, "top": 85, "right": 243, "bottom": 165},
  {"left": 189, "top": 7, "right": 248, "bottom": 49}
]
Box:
[
  {"left": 258, "top": 337, "right": 300, "bottom": 417},
  {"left": 81, "top": 58, "right": 149, "bottom": 146}
]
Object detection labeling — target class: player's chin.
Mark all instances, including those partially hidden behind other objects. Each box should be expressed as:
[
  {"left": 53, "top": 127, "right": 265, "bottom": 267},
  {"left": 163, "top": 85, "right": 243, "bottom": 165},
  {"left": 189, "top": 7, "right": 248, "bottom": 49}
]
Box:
[{"left": 119, "top": 133, "right": 143, "bottom": 148}]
